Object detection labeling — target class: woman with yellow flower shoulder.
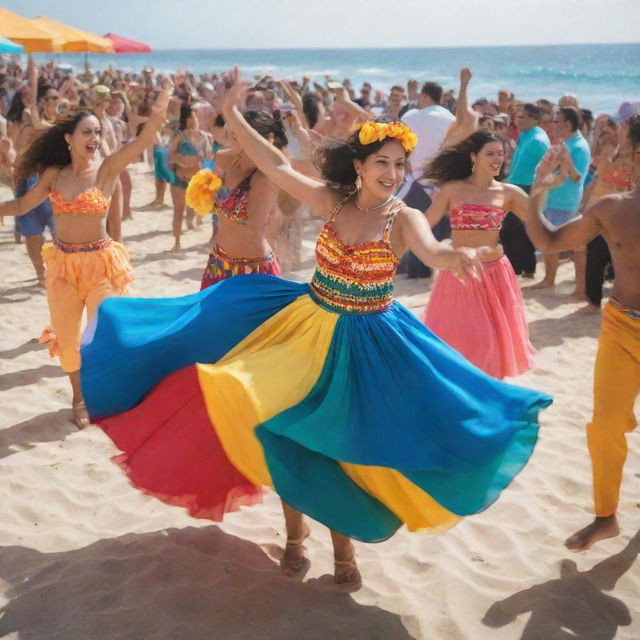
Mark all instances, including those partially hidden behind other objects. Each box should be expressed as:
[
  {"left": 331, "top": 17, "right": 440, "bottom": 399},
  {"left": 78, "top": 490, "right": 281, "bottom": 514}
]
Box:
[
  {"left": 186, "top": 111, "right": 286, "bottom": 289},
  {"left": 80, "top": 68, "right": 551, "bottom": 591}
]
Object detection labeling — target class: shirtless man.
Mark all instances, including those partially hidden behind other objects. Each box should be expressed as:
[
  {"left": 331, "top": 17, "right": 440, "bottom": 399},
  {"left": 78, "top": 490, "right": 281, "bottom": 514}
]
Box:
[{"left": 525, "top": 115, "right": 640, "bottom": 551}]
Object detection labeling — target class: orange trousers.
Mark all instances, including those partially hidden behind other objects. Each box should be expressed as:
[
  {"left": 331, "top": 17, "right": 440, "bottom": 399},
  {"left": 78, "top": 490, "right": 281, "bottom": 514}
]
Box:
[
  {"left": 588, "top": 302, "right": 640, "bottom": 517},
  {"left": 41, "top": 239, "right": 133, "bottom": 373}
]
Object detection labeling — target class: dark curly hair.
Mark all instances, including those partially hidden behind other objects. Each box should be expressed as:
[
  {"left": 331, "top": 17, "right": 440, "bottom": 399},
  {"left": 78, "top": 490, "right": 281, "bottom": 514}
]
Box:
[
  {"left": 318, "top": 127, "right": 410, "bottom": 189},
  {"left": 15, "top": 110, "right": 97, "bottom": 182},
  {"left": 424, "top": 129, "right": 505, "bottom": 183},
  {"left": 243, "top": 110, "right": 288, "bottom": 150}
]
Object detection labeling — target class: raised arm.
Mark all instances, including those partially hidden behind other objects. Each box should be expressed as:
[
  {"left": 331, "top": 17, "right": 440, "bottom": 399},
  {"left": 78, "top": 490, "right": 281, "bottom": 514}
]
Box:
[
  {"left": 221, "top": 67, "right": 332, "bottom": 213},
  {"left": 278, "top": 80, "right": 309, "bottom": 129},
  {"left": 26, "top": 56, "right": 42, "bottom": 130},
  {"left": 0, "top": 167, "right": 56, "bottom": 216},
  {"left": 441, "top": 68, "right": 479, "bottom": 148},
  {"left": 96, "top": 81, "right": 172, "bottom": 195},
  {"left": 331, "top": 86, "right": 369, "bottom": 123},
  {"left": 526, "top": 148, "right": 601, "bottom": 251}
]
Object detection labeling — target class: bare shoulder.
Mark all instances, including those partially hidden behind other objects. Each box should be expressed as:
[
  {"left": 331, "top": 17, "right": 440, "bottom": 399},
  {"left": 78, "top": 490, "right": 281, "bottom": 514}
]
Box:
[
  {"left": 396, "top": 203, "right": 424, "bottom": 226},
  {"left": 40, "top": 166, "right": 60, "bottom": 189},
  {"left": 588, "top": 192, "right": 632, "bottom": 220},
  {"left": 502, "top": 182, "right": 528, "bottom": 197}
]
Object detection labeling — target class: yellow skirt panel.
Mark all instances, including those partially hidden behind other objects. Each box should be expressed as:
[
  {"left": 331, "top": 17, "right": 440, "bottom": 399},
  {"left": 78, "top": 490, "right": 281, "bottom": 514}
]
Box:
[{"left": 196, "top": 294, "right": 338, "bottom": 487}]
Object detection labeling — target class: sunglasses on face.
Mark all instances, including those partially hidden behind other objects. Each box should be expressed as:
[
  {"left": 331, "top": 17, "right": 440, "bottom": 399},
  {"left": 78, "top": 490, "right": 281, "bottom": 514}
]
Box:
[{"left": 44, "top": 95, "right": 60, "bottom": 102}]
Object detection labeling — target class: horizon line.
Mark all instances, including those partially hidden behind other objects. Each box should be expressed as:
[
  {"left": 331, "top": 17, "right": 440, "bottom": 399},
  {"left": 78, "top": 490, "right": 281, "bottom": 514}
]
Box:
[{"left": 141, "top": 41, "right": 639, "bottom": 52}]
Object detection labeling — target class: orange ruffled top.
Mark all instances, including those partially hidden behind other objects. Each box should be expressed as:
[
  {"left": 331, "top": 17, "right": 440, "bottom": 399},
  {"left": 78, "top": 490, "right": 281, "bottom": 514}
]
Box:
[{"left": 49, "top": 187, "right": 111, "bottom": 216}]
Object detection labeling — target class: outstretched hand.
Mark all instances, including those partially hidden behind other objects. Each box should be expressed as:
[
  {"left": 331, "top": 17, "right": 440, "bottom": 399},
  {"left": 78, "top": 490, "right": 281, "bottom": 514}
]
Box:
[
  {"left": 460, "top": 67, "right": 472, "bottom": 86},
  {"left": 151, "top": 78, "right": 174, "bottom": 118},
  {"left": 532, "top": 146, "right": 564, "bottom": 193},
  {"left": 449, "top": 247, "right": 482, "bottom": 283},
  {"left": 221, "top": 66, "right": 246, "bottom": 115}
]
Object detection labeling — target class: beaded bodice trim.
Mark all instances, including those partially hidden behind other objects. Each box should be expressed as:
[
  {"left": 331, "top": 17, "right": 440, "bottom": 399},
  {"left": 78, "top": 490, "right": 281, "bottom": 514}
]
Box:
[
  {"left": 450, "top": 203, "right": 506, "bottom": 231},
  {"left": 49, "top": 187, "right": 111, "bottom": 216},
  {"left": 310, "top": 196, "right": 401, "bottom": 315}
]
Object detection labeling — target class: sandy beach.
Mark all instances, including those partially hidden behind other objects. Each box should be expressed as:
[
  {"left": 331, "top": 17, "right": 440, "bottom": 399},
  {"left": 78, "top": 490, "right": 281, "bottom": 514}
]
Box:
[{"left": 0, "top": 162, "right": 638, "bottom": 640}]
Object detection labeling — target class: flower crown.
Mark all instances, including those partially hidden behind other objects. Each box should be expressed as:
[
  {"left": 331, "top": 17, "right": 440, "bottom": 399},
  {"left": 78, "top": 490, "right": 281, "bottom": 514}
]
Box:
[
  {"left": 185, "top": 169, "right": 223, "bottom": 216},
  {"left": 355, "top": 121, "right": 418, "bottom": 153}
]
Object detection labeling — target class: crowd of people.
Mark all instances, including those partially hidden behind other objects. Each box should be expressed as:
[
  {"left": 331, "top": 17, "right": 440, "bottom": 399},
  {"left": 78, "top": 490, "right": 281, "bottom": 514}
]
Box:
[{"left": 1, "top": 53, "right": 638, "bottom": 590}]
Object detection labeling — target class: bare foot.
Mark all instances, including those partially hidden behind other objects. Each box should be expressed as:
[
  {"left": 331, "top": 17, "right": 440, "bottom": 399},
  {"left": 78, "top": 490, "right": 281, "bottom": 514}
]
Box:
[
  {"left": 280, "top": 523, "right": 311, "bottom": 576},
  {"left": 334, "top": 545, "right": 362, "bottom": 591},
  {"left": 529, "top": 279, "right": 555, "bottom": 290},
  {"left": 565, "top": 515, "right": 620, "bottom": 551},
  {"left": 576, "top": 303, "right": 601, "bottom": 315},
  {"left": 521, "top": 272, "right": 536, "bottom": 280},
  {"left": 72, "top": 400, "right": 90, "bottom": 429},
  {"left": 171, "top": 242, "right": 181, "bottom": 252},
  {"left": 36, "top": 273, "right": 46, "bottom": 288},
  {"left": 571, "top": 291, "right": 587, "bottom": 301}
]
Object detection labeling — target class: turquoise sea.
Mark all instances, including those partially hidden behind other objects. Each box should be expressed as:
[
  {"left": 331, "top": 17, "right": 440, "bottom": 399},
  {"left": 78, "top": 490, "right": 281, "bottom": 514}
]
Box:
[{"left": 33, "top": 43, "right": 639, "bottom": 114}]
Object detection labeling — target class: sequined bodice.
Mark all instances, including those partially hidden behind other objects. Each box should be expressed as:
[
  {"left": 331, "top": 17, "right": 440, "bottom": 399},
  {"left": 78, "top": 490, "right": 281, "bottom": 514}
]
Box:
[
  {"left": 213, "top": 171, "right": 256, "bottom": 225},
  {"left": 49, "top": 187, "right": 111, "bottom": 216},
  {"left": 450, "top": 203, "right": 506, "bottom": 231},
  {"left": 310, "top": 197, "right": 400, "bottom": 314}
]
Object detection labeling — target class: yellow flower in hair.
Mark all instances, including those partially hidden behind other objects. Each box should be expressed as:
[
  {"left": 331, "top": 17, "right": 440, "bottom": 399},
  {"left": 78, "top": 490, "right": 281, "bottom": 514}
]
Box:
[
  {"left": 185, "top": 169, "right": 223, "bottom": 217},
  {"left": 358, "top": 121, "right": 380, "bottom": 146},
  {"left": 356, "top": 120, "right": 418, "bottom": 153}
]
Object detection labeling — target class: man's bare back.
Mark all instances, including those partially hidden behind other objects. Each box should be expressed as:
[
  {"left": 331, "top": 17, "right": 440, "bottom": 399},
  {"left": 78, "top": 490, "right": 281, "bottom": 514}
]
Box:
[{"left": 590, "top": 189, "right": 640, "bottom": 309}]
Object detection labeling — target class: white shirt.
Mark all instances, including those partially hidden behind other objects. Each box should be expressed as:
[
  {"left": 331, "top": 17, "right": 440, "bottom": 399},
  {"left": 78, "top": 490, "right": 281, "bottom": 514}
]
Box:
[{"left": 402, "top": 105, "right": 455, "bottom": 180}]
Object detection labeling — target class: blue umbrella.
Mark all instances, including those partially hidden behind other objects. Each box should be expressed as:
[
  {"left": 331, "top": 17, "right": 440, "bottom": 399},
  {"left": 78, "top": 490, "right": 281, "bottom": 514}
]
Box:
[{"left": 0, "top": 35, "right": 24, "bottom": 54}]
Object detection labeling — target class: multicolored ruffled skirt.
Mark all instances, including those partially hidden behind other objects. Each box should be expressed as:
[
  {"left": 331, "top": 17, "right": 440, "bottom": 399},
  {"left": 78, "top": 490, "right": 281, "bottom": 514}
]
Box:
[{"left": 81, "top": 275, "right": 551, "bottom": 542}]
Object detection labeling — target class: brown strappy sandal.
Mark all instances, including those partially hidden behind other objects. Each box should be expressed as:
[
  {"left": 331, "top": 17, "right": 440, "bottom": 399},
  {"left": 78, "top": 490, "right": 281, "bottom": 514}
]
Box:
[
  {"left": 279, "top": 525, "right": 310, "bottom": 576},
  {"left": 334, "top": 553, "right": 362, "bottom": 590}
]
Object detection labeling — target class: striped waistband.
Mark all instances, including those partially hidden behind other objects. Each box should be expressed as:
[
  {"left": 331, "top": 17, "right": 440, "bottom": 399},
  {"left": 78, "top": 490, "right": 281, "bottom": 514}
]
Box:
[
  {"left": 211, "top": 245, "right": 276, "bottom": 264},
  {"left": 610, "top": 297, "right": 640, "bottom": 321},
  {"left": 53, "top": 237, "right": 112, "bottom": 253}
]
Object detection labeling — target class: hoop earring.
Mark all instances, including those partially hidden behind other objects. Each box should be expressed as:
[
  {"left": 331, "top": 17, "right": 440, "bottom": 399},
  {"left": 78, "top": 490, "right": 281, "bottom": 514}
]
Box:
[{"left": 355, "top": 173, "right": 362, "bottom": 190}]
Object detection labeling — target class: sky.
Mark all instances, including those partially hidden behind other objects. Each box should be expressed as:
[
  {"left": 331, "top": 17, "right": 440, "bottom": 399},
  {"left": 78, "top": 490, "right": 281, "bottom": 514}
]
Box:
[{"left": 4, "top": 0, "right": 640, "bottom": 49}]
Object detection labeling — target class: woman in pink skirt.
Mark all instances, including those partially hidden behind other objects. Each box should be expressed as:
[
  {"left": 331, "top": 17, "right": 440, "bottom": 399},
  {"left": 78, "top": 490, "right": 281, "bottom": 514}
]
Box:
[{"left": 422, "top": 129, "right": 535, "bottom": 379}]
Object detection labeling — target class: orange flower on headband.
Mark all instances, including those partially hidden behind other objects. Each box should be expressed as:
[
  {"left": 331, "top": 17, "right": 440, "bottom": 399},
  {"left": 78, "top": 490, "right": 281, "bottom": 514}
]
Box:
[
  {"left": 185, "top": 169, "right": 223, "bottom": 216},
  {"left": 357, "top": 121, "right": 418, "bottom": 153}
]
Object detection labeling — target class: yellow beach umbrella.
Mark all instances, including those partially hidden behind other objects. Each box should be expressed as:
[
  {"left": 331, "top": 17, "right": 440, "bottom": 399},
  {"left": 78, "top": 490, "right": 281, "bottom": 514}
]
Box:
[
  {"left": 31, "top": 16, "right": 114, "bottom": 53},
  {"left": 0, "top": 8, "right": 63, "bottom": 52}
]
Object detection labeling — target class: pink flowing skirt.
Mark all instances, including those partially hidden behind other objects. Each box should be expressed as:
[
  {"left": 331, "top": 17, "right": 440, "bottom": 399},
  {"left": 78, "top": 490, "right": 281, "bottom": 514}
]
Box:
[{"left": 423, "top": 256, "right": 535, "bottom": 379}]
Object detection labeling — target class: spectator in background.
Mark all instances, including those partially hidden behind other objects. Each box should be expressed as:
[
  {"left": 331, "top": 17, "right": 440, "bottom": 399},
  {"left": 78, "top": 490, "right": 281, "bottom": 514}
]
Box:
[
  {"left": 382, "top": 84, "right": 406, "bottom": 121},
  {"left": 537, "top": 98, "right": 556, "bottom": 142},
  {"left": 533, "top": 106, "right": 591, "bottom": 291},
  {"left": 398, "top": 80, "right": 456, "bottom": 277},
  {"left": 501, "top": 103, "right": 550, "bottom": 278},
  {"left": 580, "top": 108, "right": 594, "bottom": 142},
  {"left": 354, "top": 82, "right": 371, "bottom": 108}
]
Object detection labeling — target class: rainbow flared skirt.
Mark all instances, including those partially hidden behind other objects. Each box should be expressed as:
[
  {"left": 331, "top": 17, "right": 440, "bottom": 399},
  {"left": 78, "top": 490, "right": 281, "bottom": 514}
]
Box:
[{"left": 81, "top": 275, "right": 552, "bottom": 542}]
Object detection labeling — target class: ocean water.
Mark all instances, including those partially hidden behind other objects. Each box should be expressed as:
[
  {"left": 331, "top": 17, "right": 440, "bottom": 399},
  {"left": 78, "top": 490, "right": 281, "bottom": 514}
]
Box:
[{"left": 33, "top": 43, "right": 639, "bottom": 114}]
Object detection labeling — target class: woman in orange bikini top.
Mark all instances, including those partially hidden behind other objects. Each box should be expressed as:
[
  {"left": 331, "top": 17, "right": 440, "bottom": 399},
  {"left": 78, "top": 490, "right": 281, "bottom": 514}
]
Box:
[{"left": 0, "top": 82, "right": 172, "bottom": 428}]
